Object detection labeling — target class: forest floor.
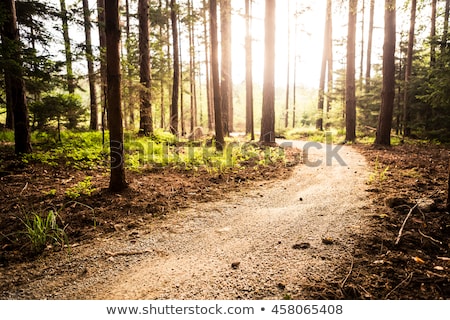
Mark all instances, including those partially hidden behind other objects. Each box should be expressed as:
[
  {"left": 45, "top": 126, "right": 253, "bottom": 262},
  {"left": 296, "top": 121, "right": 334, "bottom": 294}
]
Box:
[{"left": 0, "top": 138, "right": 449, "bottom": 299}]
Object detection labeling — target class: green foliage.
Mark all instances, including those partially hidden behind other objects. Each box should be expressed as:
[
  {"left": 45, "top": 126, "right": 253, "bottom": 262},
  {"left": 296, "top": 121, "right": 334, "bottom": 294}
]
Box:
[
  {"left": 21, "top": 130, "right": 286, "bottom": 174},
  {"left": 65, "top": 176, "right": 96, "bottom": 199},
  {"left": 415, "top": 52, "right": 450, "bottom": 142},
  {"left": 19, "top": 209, "right": 68, "bottom": 253},
  {"left": 281, "top": 127, "right": 346, "bottom": 143},
  {"left": 23, "top": 131, "right": 107, "bottom": 169},
  {"left": 368, "top": 157, "right": 390, "bottom": 184},
  {"left": 0, "top": 129, "right": 14, "bottom": 142},
  {"left": 45, "top": 189, "right": 57, "bottom": 197},
  {"left": 29, "top": 93, "right": 86, "bottom": 130}
]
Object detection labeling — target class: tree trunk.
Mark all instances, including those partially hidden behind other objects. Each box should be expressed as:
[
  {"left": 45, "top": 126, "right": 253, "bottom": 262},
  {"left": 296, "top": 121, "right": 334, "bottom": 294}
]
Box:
[
  {"left": 317, "top": 0, "right": 332, "bottom": 131},
  {"left": 326, "top": 4, "right": 333, "bottom": 115},
  {"left": 105, "top": 0, "right": 127, "bottom": 191},
  {"left": 220, "top": 0, "right": 232, "bottom": 136},
  {"left": 292, "top": 14, "right": 299, "bottom": 128},
  {"left": 285, "top": 0, "right": 291, "bottom": 129},
  {"left": 178, "top": 18, "right": 185, "bottom": 136},
  {"left": 260, "top": 0, "right": 276, "bottom": 145},
  {"left": 138, "top": 0, "right": 153, "bottom": 136},
  {"left": 1, "top": 0, "right": 32, "bottom": 154},
  {"left": 245, "top": 0, "right": 254, "bottom": 140},
  {"left": 345, "top": 0, "right": 358, "bottom": 143},
  {"left": 82, "top": 0, "right": 98, "bottom": 131},
  {"left": 365, "top": 0, "right": 375, "bottom": 92},
  {"left": 375, "top": 0, "right": 396, "bottom": 146},
  {"left": 188, "top": 0, "right": 197, "bottom": 133},
  {"left": 202, "top": 0, "right": 213, "bottom": 132},
  {"left": 430, "top": 0, "right": 437, "bottom": 67},
  {"left": 442, "top": 0, "right": 450, "bottom": 52},
  {"left": 60, "top": 0, "right": 75, "bottom": 94},
  {"left": 97, "top": 0, "right": 107, "bottom": 138},
  {"left": 210, "top": 0, "right": 225, "bottom": 150},
  {"left": 403, "top": 0, "right": 416, "bottom": 138},
  {"left": 125, "top": 0, "right": 135, "bottom": 129},
  {"left": 359, "top": 0, "right": 365, "bottom": 91},
  {"left": 159, "top": 0, "right": 165, "bottom": 129},
  {"left": 170, "top": 0, "right": 179, "bottom": 136}
]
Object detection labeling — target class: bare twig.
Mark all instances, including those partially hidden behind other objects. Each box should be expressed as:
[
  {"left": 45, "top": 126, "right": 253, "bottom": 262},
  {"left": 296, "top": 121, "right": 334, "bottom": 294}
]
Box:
[
  {"left": 437, "top": 256, "right": 450, "bottom": 261},
  {"left": 385, "top": 272, "right": 413, "bottom": 299},
  {"left": 20, "top": 182, "right": 28, "bottom": 195},
  {"left": 418, "top": 229, "right": 443, "bottom": 245},
  {"left": 395, "top": 203, "right": 419, "bottom": 245},
  {"left": 105, "top": 249, "right": 153, "bottom": 257},
  {"left": 340, "top": 256, "right": 354, "bottom": 289}
]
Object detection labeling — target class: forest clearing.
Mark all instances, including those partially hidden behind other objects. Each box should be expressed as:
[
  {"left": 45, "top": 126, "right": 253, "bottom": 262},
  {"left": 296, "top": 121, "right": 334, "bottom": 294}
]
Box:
[{"left": 1, "top": 0, "right": 450, "bottom": 302}]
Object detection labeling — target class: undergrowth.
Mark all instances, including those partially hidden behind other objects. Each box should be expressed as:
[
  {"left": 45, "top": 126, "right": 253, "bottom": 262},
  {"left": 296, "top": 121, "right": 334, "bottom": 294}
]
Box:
[
  {"left": 19, "top": 209, "right": 69, "bottom": 253},
  {"left": 14, "top": 129, "right": 286, "bottom": 173}
]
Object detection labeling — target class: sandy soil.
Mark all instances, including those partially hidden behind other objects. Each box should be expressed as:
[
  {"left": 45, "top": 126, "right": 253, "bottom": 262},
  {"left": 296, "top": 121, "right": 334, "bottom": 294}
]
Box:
[{"left": 77, "top": 141, "right": 369, "bottom": 300}]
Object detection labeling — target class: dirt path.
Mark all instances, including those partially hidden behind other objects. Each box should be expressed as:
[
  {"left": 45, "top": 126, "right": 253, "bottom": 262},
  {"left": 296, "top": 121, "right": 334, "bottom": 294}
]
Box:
[
  {"left": 87, "top": 141, "right": 370, "bottom": 299},
  {"left": 1, "top": 141, "right": 371, "bottom": 300}
]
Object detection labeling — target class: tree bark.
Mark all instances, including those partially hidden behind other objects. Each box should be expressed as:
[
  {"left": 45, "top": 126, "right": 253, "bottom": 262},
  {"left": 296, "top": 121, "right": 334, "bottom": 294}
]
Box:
[
  {"left": 178, "top": 18, "right": 185, "bottom": 136},
  {"left": 345, "top": 0, "right": 358, "bottom": 143},
  {"left": 403, "top": 0, "right": 416, "bottom": 137},
  {"left": 430, "top": 0, "right": 437, "bottom": 67},
  {"left": 82, "top": 0, "right": 98, "bottom": 131},
  {"left": 442, "top": 0, "right": 450, "bottom": 52},
  {"left": 188, "top": 0, "right": 198, "bottom": 133},
  {"left": 97, "top": 0, "right": 107, "bottom": 136},
  {"left": 245, "top": 0, "right": 254, "bottom": 140},
  {"left": 285, "top": 0, "right": 291, "bottom": 129},
  {"left": 125, "top": 0, "right": 135, "bottom": 129},
  {"left": 202, "top": 0, "right": 213, "bottom": 132},
  {"left": 138, "top": 0, "right": 153, "bottom": 136},
  {"left": 359, "top": 0, "right": 365, "bottom": 91},
  {"left": 209, "top": 0, "right": 225, "bottom": 150},
  {"left": 170, "top": 0, "right": 179, "bottom": 136},
  {"left": 1, "top": 0, "right": 32, "bottom": 154},
  {"left": 60, "top": 0, "right": 75, "bottom": 94},
  {"left": 317, "top": 0, "right": 332, "bottom": 131},
  {"left": 105, "top": 0, "right": 127, "bottom": 191},
  {"left": 220, "top": 0, "right": 232, "bottom": 136},
  {"left": 375, "top": 0, "right": 396, "bottom": 146},
  {"left": 260, "top": 0, "right": 276, "bottom": 144},
  {"left": 326, "top": 4, "right": 333, "bottom": 115},
  {"left": 365, "top": 0, "right": 375, "bottom": 92},
  {"left": 158, "top": 0, "right": 165, "bottom": 129}
]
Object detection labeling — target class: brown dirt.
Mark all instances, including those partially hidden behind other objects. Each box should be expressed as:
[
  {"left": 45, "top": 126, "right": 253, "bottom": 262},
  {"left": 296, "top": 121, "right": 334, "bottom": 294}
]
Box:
[
  {"left": 0, "top": 140, "right": 449, "bottom": 300},
  {"left": 332, "top": 142, "right": 450, "bottom": 300}
]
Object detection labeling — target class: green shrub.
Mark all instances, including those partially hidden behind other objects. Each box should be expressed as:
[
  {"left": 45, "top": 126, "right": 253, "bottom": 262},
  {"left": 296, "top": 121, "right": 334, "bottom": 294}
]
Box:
[
  {"left": 20, "top": 210, "right": 68, "bottom": 253},
  {"left": 0, "top": 129, "right": 14, "bottom": 142},
  {"left": 65, "top": 176, "right": 96, "bottom": 199}
]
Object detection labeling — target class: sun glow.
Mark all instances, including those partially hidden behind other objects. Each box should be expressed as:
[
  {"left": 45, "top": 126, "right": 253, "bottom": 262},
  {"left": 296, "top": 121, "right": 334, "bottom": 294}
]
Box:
[{"left": 231, "top": 0, "right": 326, "bottom": 88}]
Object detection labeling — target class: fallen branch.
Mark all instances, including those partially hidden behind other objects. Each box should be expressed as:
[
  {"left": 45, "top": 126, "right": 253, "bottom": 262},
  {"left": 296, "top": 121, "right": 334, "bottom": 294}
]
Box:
[
  {"left": 437, "top": 256, "right": 450, "bottom": 261},
  {"left": 384, "top": 272, "right": 413, "bottom": 299},
  {"left": 105, "top": 249, "right": 153, "bottom": 257},
  {"left": 418, "top": 229, "right": 443, "bottom": 245},
  {"left": 340, "top": 256, "right": 354, "bottom": 289},
  {"left": 20, "top": 182, "right": 28, "bottom": 195},
  {"left": 395, "top": 203, "right": 419, "bottom": 245}
]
